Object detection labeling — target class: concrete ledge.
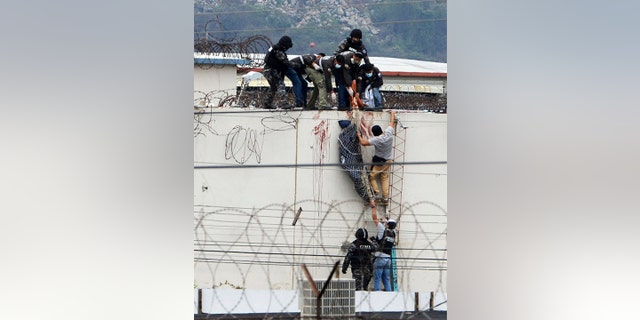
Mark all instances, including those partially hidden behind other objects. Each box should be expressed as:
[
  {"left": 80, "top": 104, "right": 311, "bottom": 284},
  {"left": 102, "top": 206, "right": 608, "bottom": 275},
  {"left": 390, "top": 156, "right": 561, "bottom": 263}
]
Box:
[{"left": 195, "top": 288, "right": 447, "bottom": 314}]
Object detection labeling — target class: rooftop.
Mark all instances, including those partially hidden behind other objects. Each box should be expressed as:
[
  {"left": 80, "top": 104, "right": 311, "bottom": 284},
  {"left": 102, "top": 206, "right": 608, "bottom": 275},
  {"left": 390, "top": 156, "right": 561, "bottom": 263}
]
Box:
[{"left": 194, "top": 53, "right": 447, "bottom": 77}]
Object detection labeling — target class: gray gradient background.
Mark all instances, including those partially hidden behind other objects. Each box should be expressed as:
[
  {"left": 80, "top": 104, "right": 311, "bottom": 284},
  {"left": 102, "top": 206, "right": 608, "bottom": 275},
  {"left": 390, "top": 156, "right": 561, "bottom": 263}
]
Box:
[{"left": 1, "top": 0, "right": 639, "bottom": 319}]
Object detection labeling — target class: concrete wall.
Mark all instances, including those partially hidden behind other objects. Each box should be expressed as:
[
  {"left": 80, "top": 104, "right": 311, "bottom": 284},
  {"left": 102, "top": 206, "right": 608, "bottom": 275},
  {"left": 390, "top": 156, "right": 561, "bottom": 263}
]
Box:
[
  {"left": 194, "top": 109, "right": 447, "bottom": 295},
  {"left": 194, "top": 65, "right": 237, "bottom": 107}
]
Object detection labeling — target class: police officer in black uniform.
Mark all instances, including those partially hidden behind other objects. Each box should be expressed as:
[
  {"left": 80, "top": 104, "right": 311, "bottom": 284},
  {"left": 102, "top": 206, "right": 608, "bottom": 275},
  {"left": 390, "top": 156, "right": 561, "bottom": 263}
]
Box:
[
  {"left": 262, "top": 36, "right": 294, "bottom": 109},
  {"left": 334, "top": 28, "right": 371, "bottom": 65},
  {"left": 342, "top": 227, "right": 376, "bottom": 290}
]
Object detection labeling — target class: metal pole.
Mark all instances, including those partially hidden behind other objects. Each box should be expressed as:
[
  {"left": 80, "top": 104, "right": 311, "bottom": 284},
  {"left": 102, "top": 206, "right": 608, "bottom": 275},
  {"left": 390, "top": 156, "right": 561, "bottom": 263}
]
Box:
[
  {"left": 197, "top": 289, "right": 203, "bottom": 314},
  {"left": 301, "top": 264, "right": 320, "bottom": 319},
  {"left": 430, "top": 291, "right": 435, "bottom": 310}
]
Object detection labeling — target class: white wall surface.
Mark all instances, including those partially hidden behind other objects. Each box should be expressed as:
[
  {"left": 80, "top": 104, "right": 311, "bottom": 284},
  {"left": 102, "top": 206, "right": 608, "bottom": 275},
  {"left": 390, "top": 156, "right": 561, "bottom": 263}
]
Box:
[
  {"left": 194, "top": 109, "right": 447, "bottom": 296},
  {"left": 200, "top": 288, "right": 300, "bottom": 314},
  {"left": 194, "top": 65, "right": 237, "bottom": 107}
]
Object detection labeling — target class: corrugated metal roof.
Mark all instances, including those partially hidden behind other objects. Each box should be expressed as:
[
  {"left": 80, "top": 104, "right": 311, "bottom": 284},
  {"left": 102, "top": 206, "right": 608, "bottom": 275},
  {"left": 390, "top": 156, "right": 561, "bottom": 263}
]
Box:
[
  {"left": 194, "top": 53, "right": 447, "bottom": 77},
  {"left": 194, "top": 53, "right": 447, "bottom": 76},
  {"left": 367, "top": 57, "right": 447, "bottom": 76},
  {"left": 284, "top": 55, "right": 447, "bottom": 76}
]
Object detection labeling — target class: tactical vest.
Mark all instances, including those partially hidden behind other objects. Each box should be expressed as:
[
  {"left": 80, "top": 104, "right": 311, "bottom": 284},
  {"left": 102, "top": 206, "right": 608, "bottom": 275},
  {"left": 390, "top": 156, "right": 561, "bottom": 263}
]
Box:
[
  {"left": 380, "top": 229, "right": 395, "bottom": 255},
  {"left": 352, "top": 240, "right": 374, "bottom": 267},
  {"left": 264, "top": 49, "right": 276, "bottom": 67},
  {"left": 264, "top": 48, "right": 286, "bottom": 72}
]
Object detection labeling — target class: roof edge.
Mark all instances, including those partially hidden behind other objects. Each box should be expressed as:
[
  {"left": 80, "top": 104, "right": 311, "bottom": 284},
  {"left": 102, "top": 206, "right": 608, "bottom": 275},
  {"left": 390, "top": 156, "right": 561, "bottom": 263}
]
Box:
[
  {"left": 382, "top": 71, "right": 447, "bottom": 78},
  {"left": 241, "top": 68, "right": 447, "bottom": 78}
]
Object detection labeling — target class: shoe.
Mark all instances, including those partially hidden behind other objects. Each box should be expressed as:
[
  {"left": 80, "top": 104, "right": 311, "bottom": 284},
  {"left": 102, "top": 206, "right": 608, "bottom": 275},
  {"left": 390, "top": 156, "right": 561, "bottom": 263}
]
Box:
[{"left": 262, "top": 104, "right": 275, "bottom": 109}]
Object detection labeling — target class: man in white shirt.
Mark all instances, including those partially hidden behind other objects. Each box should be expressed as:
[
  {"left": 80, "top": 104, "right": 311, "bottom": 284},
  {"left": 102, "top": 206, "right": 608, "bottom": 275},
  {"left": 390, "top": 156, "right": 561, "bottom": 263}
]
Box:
[
  {"left": 371, "top": 216, "right": 396, "bottom": 291},
  {"left": 356, "top": 110, "right": 396, "bottom": 205}
]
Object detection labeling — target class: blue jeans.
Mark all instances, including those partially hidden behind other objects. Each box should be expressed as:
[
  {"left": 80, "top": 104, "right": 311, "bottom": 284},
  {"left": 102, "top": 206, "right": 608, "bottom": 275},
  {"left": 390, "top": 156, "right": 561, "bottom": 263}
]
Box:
[
  {"left": 362, "top": 87, "right": 383, "bottom": 109},
  {"left": 332, "top": 68, "right": 349, "bottom": 109},
  {"left": 295, "top": 72, "right": 308, "bottom": 105},
  {"left": 337, "top": 85, "right": 349, "bottom": 109},
  {"left": 371, "top": 87, "right": 383, "bottom": 108},
  {"left": 373, "top": 256, "right": 391, "bottom": 291},
  {"left": 285, "top": 67, "right": 305, "bottom": 107}
]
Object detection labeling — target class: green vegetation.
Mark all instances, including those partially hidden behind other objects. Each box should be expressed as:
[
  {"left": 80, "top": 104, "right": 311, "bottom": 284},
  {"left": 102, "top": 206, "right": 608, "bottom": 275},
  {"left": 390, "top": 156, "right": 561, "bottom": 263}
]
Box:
[{"left": 194, "top": 0, "right": 447, "bottom": 62}]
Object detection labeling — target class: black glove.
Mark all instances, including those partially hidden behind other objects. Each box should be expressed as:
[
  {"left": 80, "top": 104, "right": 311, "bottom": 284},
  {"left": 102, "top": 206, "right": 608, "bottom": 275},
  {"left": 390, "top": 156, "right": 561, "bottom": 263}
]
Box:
[
  {"left": 341, "top": 269, "right": 347, "bottom": 274},
  {"left": 370, "top": 236, "right": 377, "bottom": 242}
]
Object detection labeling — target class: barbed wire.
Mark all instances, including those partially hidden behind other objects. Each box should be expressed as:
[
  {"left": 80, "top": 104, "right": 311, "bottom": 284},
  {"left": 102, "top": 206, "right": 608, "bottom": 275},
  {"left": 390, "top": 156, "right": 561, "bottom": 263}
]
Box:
[
  {"left": 194, "top": 198, "right": 447, "bottom": 317},
  {"left": 196, "top": 88, "right": 446, "bottom": 111}
]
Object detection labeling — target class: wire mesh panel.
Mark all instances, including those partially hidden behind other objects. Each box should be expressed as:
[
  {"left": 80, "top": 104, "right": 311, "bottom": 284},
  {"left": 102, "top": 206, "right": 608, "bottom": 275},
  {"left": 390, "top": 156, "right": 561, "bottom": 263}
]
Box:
[{"left": 300, "top": 279, "right": 356, "bottom": 319}]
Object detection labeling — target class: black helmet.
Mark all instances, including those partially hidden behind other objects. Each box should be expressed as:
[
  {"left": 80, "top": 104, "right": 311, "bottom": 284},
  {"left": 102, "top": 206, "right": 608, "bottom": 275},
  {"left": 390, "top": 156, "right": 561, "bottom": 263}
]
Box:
[
  {"left": 350, "top": 29, "right": 363, "bottom": 39},
  {"left": 277, "top": 36, "right": 293, "bottom": 49},
  {"left": 355, "top": 227, "right": 368, "bottom": 239}
]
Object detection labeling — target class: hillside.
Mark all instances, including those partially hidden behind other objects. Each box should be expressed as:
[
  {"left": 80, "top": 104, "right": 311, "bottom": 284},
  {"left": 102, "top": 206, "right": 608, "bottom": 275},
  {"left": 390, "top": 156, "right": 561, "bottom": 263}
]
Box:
[{"left": 194, "top": 0, "right": 447, "bottom": 62}]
